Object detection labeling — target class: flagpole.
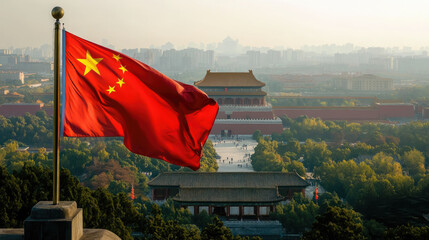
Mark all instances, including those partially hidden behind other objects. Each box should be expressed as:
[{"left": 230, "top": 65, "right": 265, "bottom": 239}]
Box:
[{"left": 51, "top": 6, "right": 64, "bottom": 205}]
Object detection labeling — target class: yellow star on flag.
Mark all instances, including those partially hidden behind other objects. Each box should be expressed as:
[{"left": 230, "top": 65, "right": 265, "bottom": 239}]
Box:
[
  {"left": 107, "top": 86, "right": 116, "bottom": 94},
  {"left": 77, "top": 51, "right": 103, "bottom": 75},
  {"left": 119, "top": 65, "right": 128, "bottom": 74},
  {"left": 113, "top": 54, "right": 122, "bottom": 62},
  {"left": 116, "top": 78, "right": 125, "bottom": 87}
]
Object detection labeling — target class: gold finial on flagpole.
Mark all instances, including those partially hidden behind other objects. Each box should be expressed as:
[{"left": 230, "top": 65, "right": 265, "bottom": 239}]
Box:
[
  {"left": 51, "top": 7, "right": 64, "bottom": 20},
  {"left": 51, "top": 6, "right": 63, "bottom": 205}
]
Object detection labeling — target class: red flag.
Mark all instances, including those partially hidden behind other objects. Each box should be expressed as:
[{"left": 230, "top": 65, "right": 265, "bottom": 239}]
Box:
[{"left": 62, "top": 31, "right": 218, "bottom": 170}]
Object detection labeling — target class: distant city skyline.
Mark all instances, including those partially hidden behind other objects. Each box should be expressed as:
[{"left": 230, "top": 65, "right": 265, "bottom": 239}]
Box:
[{"left": 2, "top": 0, "right": 429, "bottom": 50}]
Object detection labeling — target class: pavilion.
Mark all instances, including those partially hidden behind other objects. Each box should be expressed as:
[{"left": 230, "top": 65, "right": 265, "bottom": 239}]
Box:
[
  {"left": 148, "top": 172, "right": 309, "bottom": 219},
  {"left": 194, "top": 70, "right": 283, "bottom": 136}
]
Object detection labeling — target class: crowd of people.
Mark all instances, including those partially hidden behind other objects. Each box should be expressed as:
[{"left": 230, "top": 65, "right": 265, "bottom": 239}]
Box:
[{"left": 212, "top": 136, "right": 255, "bottom": 170}]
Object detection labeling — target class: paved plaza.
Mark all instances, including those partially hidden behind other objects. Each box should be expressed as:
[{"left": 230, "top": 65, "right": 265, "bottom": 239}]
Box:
[
  {"left": 208, "top": 136, "right": 319, "bottom": 199},
  {"left": 209, "top": 136, "right": 257, "bottom": 172}
]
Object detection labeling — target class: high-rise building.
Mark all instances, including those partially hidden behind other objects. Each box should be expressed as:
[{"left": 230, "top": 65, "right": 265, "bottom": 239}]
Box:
[
  {"left": 333, "top": 74, "right": 393, "bottom": 91},
  {"left": 0, "top": 71, "right": 24, "bottom": 84},
  {"left": 246, "top": 51, "right": 260, "bottom": 68}
]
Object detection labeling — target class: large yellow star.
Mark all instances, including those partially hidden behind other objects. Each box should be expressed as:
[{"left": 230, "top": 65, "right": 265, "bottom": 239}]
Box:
[
  {"left": 106, "top": 86, "right": 116, "bottom": 94},
  {"left": 77, "top": 51, "right": 103, "bottom": 75},
  {"left": 116, "top": 78, "right": 125, "bottom": 87},
  {"left": 113, "top": 54, "right": 122, "bottom": 62},
  {"left": 119, "top": 65, "right": 128, "bottom": 74}
]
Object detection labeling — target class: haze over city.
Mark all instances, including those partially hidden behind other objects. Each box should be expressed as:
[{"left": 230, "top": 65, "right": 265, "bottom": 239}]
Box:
[
  {"left": 2, "top": 1, "right": 429, "bottom": 239},
  {"left": 2, "top": 0, "right": 429, "bottom": 50}
]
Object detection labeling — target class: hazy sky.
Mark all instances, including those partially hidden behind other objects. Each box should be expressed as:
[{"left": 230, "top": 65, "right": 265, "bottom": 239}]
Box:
[{"left": 1, "top": 0, "right": 429, "bottom": 50}]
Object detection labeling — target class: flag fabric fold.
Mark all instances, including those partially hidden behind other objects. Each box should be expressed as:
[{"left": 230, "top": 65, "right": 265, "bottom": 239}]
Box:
[{"left": 63, "top": 31, "right": 218, "bottom": 170}]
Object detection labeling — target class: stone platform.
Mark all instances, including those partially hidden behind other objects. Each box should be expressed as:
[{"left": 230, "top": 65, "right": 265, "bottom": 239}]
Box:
[
  {"left": 0, "top": 201, "right": 120, "bottom": 240},
  {"left": 0, "top": 229, "right": 120, "bottom": 240},
  {"left": 24, "top": 201, "right": 83, "bottom": 240}
]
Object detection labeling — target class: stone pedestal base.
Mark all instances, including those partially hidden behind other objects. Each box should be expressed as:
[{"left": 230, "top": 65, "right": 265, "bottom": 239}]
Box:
[
  {"left": 0, "top": 229, "right": 121, "bottom": 240},
  {"left": 24, "top": 201, "right": 83, "bottom": 240}
]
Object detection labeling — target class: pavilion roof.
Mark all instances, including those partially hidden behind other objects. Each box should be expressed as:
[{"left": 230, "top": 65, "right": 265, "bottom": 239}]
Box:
[
  {"left": 195, "top": 70, "right": 265, "bottom": 87},
  {"left": 148, "top": 172, "right": 309, "bottom": 188}
]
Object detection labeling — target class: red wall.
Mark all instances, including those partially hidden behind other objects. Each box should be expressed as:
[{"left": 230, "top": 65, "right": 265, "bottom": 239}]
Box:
[
  {"left": 0, "top": 104, "right": 42, "bottom": 117},
  {"left": 377, "top": 104, "right": 414, "bottom": 119},
  {"left": 211, "top": 123, "right": 283, "bottom": 135},
  {"left": 423, "top": 108, "right": 429, "bottom": 119},
  {"left": 273, "top": 104, "right": 415, "bottom": 121},
  {"left": 217, "top": 111, "right": 275, "bottom": 119},
  {"left": 273, "top": 108, "right": 380, "bottom": 120}
]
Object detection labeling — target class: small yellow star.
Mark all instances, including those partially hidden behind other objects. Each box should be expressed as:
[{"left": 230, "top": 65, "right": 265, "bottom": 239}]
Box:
[
  {"left": 77, "top": 51, "right": 103, "bottom": 75},
  {"left": 107, "top": 86, "right": 116, "bottom": 94},
  {"left": 113, "top": 54, "right": 122, "bottom": 62},
  {"left": 116, "top": 78, "right": 125, "bottom": 87},
  {"left": 119, "top": 65, "right": 128, "bottom": 74}
]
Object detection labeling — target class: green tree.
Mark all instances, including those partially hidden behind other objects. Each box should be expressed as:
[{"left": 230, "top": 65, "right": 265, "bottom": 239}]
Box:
[
  {"left": 331, "top": 147, "right": 351, "bottom": 162},
  {"left": 0, "top": 148, "right": 6, "bottom": 167},
  {"left": 61, "top": 149, "right": 92, "bottom": 175},
  {"left": 142, "top": 204, "right": 200, "bottom": 240},
  {"left": 252, "top": 130, "right": 262, "bottom": 141},
  {"left": 108, "top": 180, "right": 130, "bottom": 195},
  {"left": 326, "top": 121, "right": 344, "bottom": 144},
  {"left": 280, "top": 115, "right": 293, "bottom": 127},
  {"left": 302, "top": 139, "right": 332, "bottom": 171},
  {"left": 317, "top": 192, "right": 347, "bottom": 214},
  {"left": 59, "top": 168, "right": 102, "bottom": 228},
  {"left": 384, "top": 225, "right": 429, "bottom": 240},
  {"left": 348, "top": 142, "right": 374, "bottom": 159},
  {"left": 277, "top": 139, "right": 301, "bottom": 156},
  {"left": 14, "top": 164, "right": 52, "bottom": 224},
  {"left": 251, "top": 139, "right": 283, "bottom": 171},
  {"left": 0, "top": 166, "right": 22, "bottom": 227},
  {"left": 160, "top": 199, "right": 192, "bottom": 224},
  {"left": 201, "top": 217, "right": 233, "bottom": 240},
  {"left": 403, "top": 149, "right": 426, "bottom": 179},
  {"left": 198, "top": 140, "right": 219, "bottom": 172},
  {"left": 271, "top": 193, "right": 319, "bottom": 233},
  {"left": 315, "top": 160, "right": 375, "bottom": 200},
  {"left": 106, "top": 140, "right": 131, "bottom": 160},
  {"left": 363, "top": 219, "right": 385, "bottom": 240},
  {"left": 91, "top": 188, "right": 134, "bottom": 240},
  {"left": 291, "top": 117, "right": 328, "bottom": 141},
  {"left": 302, "top": 206, "right": 364, "bottom": 240},
  {"left": 285, "top": 160, "right": 306, "bottom": 176},
  {"left": 0, "top": 115, "right": 13, "bottom": 144},
  {"left": 192, "top": 210, "right": 214, "bottom": 229},
  {"left": 365, "top": 152, "right": 402, "bottom": 176}
]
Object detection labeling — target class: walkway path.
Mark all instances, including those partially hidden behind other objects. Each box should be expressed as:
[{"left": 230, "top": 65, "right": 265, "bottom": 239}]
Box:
[
  {"left": 209, "top": 136, "right": 257, "bottom": 172},
  {"left": 209, "top": 136, "right": 319, "bottom": 200}
]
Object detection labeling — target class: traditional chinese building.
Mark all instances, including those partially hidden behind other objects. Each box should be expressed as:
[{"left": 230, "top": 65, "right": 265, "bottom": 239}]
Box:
[
  {"left": 148, "top": 172, "right": 309, "bottom": 219},
  {"left": 194, "top": 70, "right": 283, "bottom": 136}
]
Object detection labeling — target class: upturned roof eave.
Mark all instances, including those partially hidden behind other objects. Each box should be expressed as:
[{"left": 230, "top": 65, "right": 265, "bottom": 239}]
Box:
[
  {"left": 194, "top": 71, "right": 266, "bottom": 87},
  {"left": 148, "top": 171, "right": 310, "bottom": 187}
]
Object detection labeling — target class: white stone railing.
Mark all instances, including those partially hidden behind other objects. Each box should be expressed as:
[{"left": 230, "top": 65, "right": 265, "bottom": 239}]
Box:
[
  {"left": 219, "top": 104, "right": 273, "bottom": 112},
  {"left": 214, "top": 118, "right": 282, "bottom": 124}
]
